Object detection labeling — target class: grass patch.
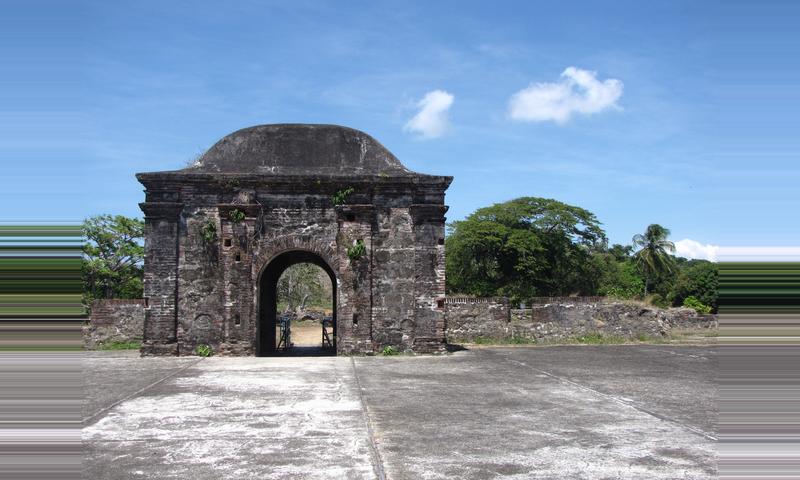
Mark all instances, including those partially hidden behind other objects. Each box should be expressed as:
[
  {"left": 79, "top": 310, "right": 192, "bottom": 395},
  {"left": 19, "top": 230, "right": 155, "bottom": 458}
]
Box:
[
  {"left": 97, "top": 341, "right": 141, "bottom": 350},
  {"left": 459, "top": 328, "right": 718, "bottom": 347},
  {"left": 572, "top": 333, "right": 627, "bottom": 344},
  {"left": 665, "top": 328, "right": 718, "bottom": 343},
  {"left": 469, "top": 336, "right": 536, "bottom": 345}
]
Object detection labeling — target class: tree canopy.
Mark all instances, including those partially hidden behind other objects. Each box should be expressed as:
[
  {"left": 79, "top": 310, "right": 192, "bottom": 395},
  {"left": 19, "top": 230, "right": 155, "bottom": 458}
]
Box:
[
  {"left": 82, "top": 214, "right": 144, "bottom": 303},
  {"left": 445, "top": 197, "right": 607, "bottom": 302},
  {"left": 669, "top": 260, "right": 719, "bottom": 311},
  {"left": 445, "top": 200, "right": 717, "bottom": 312},
  {"left": 277, "top": 263, "right": 333, "bottom": 314}
]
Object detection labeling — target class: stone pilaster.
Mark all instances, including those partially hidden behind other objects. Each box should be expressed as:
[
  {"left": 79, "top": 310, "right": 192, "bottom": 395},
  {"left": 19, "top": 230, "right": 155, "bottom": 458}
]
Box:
[
  {"left": 335, "top": 204, "right": 374, "bottom": 354},
  {"left": 410, "top": 204, "right": 449, "bottom": 352},
  {"left": 139, "top": 202, "right": 183, "bottom": 355},
  {"left": 217, "top": 204, "right": 258, "bottom": 355}
]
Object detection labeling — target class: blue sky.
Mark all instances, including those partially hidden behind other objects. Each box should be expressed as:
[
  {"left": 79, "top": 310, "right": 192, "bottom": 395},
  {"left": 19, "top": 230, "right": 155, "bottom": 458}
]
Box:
[{"left": 3, "top": 1, "right": 798, "bottom": 257}]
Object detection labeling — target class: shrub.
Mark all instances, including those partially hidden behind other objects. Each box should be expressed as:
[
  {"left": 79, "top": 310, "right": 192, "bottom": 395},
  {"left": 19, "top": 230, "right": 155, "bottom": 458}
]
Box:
[
  {"left": 228, "top": 208, "right": 246, "bottom": 223},
  {"left": 200, "top": 220, "right": 217, "bottom": 243},
  {"left": 332, "top": 187, "right": 354, "bottom": 206},
  {"left": 647, "top": 293, "right": 670, "bottom": 309},
  {"left": 381, "top": 345, "right": 399, "bottom": 356},
  {"left": 683, "top": 296, "right": 712, "bottom": 314},
  {"left": 195, "top": 344, "right": 213, "bottom": 357},
  {"left": 347, "top": 239, "right": 367, "bottom": 261}
]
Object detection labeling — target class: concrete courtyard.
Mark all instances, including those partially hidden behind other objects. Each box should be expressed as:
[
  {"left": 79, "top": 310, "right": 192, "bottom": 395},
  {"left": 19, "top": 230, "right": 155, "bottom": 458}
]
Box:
[{"left": 84, "top": 345, "right": 717, "bottom": 479}]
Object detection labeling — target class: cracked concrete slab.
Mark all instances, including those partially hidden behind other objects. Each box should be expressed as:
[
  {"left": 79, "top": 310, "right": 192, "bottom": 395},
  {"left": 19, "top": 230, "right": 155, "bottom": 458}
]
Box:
[
  {"left": 353, "top": 346, "right": 716, "bottom": 479},
  {"left": 84, "top": 346, "right": 716, "bottom": 479},
  {"left": 84, "top": 356, "right": 376, "bottom": 479}
]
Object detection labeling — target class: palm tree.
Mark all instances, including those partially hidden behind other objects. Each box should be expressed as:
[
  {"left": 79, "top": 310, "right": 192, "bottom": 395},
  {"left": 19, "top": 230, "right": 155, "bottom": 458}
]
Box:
[{"left": 632, "top": 224, "right": 676, "bottom": 296}]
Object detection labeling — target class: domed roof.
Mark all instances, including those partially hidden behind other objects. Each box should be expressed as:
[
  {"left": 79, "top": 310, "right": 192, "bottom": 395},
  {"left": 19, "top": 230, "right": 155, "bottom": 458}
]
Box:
[{"left": 185, "top": 124, "right": 414, "bottom": 176}]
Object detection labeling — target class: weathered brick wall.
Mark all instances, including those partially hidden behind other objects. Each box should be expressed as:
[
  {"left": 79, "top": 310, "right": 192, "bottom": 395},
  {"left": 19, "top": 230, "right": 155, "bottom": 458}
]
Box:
[
  {"left": 83, "top": 299, "right": 146, "bottom": 349},
  {"left": 446, "top": 297, "right": 717, "bottom": 342}
]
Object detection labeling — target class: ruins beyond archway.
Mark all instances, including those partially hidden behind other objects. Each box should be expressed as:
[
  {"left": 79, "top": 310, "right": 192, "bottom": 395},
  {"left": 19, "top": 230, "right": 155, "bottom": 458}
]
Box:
[{"left": 137, "top": 124, "right": 452, "bottom": 355}]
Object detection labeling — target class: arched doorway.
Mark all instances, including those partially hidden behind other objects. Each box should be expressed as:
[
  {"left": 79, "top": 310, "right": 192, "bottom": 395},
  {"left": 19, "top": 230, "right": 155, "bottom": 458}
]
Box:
[{"left": 258, "top": 250, "right": 337, "bottom": 356}]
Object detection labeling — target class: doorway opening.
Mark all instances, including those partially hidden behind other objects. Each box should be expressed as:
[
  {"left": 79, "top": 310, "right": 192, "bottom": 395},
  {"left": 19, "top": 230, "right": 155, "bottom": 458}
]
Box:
[{"left": 258, "top": 250, "right": 336, "bottom": 356}]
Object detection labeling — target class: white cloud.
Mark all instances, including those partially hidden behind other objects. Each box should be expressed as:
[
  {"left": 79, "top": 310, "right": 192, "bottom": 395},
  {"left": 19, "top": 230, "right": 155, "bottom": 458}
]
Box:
[
  {"left": 508, "top": 67, "right": 623, "bottom": 124},
  {"left": 404, "top": 90, "right": 454, "bottom": 138},
  {"left": 675, "top": 239, "right": 719, "bottom": 262},
  {"left": 717, "top": 247, "right": 800, "bottom": 262}
]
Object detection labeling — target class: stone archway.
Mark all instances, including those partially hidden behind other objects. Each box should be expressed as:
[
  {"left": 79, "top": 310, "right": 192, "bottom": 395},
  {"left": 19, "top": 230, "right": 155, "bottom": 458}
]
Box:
[
  {"left": 257, "top": 249, "right": 337, "bottom": 356},
  {"left": 137, "top": 124, "right": 451, "bottom": 356}
]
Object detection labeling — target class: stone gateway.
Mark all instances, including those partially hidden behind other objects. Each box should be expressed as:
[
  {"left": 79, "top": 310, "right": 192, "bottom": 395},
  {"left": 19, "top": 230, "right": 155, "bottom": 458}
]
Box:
[{"left": 136, "top": 124, "right": 452, "bottom": 356}]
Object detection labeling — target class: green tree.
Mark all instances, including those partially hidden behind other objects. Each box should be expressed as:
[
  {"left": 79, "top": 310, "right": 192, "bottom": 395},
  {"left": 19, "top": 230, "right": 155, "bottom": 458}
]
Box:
[
  {"left": 82, "top": 215, "right": 145, "bottom": 303},
  {"left": 446, "top": 197, "right": 606, "bottom": 302},
  {"left": 607, "top": 243, "right": 633, "bottom": 262},
  {"left": 669, "top": 260, "right": 719, "bottom": 312},
  {"left": 277, "top": 263, "right": 332, "bottom": 313},
  {"left": 632, "top": 224, "right": 675, "bottom": 296},
  {"left": 594, "top": 254, "right": 645, "bottom": 299}
]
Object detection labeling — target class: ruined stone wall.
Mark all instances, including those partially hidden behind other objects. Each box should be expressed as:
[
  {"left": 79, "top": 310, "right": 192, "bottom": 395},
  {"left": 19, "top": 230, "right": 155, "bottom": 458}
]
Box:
[
  {"left": 445, "top": 297, "right": 511, "bottom": 342},
  {"left": 83, "top": 299, "right": 146, "bottom": 349},
  {"left": 445, "top": 297, "right": 717, "bottom": 343}
]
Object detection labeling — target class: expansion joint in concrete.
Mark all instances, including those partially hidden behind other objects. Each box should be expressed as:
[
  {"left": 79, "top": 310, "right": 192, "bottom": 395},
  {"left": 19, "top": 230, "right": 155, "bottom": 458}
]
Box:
[
  {"left": 350, "top": 357, "right": 388, "bottom": 480},
  {"left": 83, "top": 358, "right": 205, "bottom": 425}
]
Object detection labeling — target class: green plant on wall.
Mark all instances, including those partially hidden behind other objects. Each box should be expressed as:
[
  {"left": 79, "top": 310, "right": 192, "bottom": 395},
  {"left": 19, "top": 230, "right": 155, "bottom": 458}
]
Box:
[
  {"left": 332, "top": 187, "right": 354, "bottom": 206},
  {"left": 200, "top": 220, "right": 217, "bottom": 243},
  {"left": 220, "top": 177, "right": 240, "bottom": 189},
  {"left": 229, "top": 208, "right": 246, "bottom": 224},
  {"left": 347, "top": 239, "right": 366, "bottom": 261}
]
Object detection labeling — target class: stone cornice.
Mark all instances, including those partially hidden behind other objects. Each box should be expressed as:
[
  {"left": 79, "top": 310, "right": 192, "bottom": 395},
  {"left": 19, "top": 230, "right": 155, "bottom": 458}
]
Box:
[
  {"left": 136, "top": 171, "right": 452, "bottom": 191},
  {"left": 139, "top": 202, "right": 183, "bottom": 219}
]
